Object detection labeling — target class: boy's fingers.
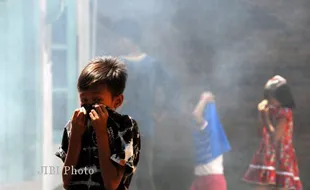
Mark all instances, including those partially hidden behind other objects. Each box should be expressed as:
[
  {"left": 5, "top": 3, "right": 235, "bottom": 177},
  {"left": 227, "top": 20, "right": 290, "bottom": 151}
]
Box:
[
  {"left": 89, "top": 112, "right": 95, "bottom": 120},
  {"left": 81, "top": 107, "right": 87, "bottom": 115},
  {"left": 90, "top": 109, "right": 99, "bottom": 120},
  {"left": 94, "top": 104, "right": 104, "bottom": 116},
  {"left": 72, "top": 108, "right": 80, "bottom": 120},
  {"left": 101, "top": 105, "right": 108, "bottom": 115},
  {"left": 77, "top": 108, "right": 85, "bottom": 119}
]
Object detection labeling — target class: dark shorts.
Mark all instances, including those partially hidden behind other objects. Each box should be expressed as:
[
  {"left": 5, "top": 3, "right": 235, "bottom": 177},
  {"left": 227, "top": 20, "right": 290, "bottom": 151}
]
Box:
[{"left": 190, "top": 174, "right": 227, "bottom": 190}]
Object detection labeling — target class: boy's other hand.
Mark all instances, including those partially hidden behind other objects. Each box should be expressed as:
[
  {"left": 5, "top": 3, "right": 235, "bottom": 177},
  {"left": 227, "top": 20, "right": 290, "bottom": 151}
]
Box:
[
  {"left": 200, "top": 91, "right": 215, "bottom": 102},
  {"left": 192, "top": 91, "right": 214, "bottom": 125},
  {"left": 71, "top": 107, "right": 87, "bottom": 140},
  {"left": 90, "top": 104, "right": 109, "bottom": 134}
]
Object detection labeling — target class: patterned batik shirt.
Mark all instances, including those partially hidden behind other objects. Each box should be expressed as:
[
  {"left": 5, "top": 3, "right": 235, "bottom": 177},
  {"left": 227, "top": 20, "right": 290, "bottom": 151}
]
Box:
[{"left": 55, "top": 111, "right": 141, "bottom": 190}]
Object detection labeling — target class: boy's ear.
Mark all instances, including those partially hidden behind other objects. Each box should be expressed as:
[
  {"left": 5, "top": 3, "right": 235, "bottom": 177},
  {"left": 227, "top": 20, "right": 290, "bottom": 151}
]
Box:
[{"left": 114, "top": 94, "right": 124, "bottom": 109}]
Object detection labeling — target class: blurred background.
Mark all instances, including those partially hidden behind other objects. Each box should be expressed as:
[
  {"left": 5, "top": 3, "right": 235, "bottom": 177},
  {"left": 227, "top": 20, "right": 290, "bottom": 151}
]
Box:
[{"left": 0, "top": 0, "right": 310, "bottom": 189}]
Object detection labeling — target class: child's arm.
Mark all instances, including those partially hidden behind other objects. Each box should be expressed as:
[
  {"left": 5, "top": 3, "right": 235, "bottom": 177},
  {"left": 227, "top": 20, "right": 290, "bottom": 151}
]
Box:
[
  {"left": 192, "top": 92, "right": 214, "bottom": 128},
  {"left": 265, "top": 109, "right": 288, "bottom": 143},
  {"left": 270, "top": 118, "right": 287, "bottom": 143},
  {"left": 61, "top": 108, "right": 87, "bottom": 189},
  {"left": 96, "top": 122, "right": 139, "bottom": 190},
  {"left": 263, "top": 113, "right": 275, "bottom": 133},
  {"left": 62, "top": 137, "right": 82, "bottom": 189},
  {"left": 258, "top": 111, "right": 272, "bottom": 135},
  {"left": 258, "top": 100, "right": 275, "bottom": 133},
  {"left": 96, "top": 131, "right": 125, "bottom": 190},
  {"left": 92, "top": 105, "right": 139, "bottom": 190},
  {"left": 55, "top": 122, "right": 83, "bottom": 189}
]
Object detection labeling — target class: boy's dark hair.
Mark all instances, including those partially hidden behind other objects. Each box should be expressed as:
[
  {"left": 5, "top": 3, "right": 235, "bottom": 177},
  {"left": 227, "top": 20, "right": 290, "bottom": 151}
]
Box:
[
  {"left": 264, "top": 82, "right": 296, "bottom": 109},
  {"left": 78, "top": 56, "right": 127, "bottom": 97}
]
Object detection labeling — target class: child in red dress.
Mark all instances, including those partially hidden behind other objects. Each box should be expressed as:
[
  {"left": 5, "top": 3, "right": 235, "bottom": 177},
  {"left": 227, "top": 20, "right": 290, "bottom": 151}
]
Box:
[{"left": 243, "top": 75, "right": 303, "bottom": 190}]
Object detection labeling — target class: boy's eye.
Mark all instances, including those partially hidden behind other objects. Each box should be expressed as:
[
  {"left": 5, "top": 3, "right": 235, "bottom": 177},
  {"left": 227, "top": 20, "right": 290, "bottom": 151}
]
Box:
[
  {"left": 81, "top": 98, "right": 88, "bottom": 104},
  {"left": 93, "top": 98, "right": 102, "bottom": 103}
]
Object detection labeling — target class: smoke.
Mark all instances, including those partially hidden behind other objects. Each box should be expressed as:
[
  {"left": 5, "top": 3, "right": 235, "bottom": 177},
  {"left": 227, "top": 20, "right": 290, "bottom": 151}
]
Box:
[
  {"left": 92, "top": 0, "right": 310, "bottom": 189},
  {"left": 2, "top": 0, "right": 308, "bottom": 189},
  {"left": 95, "top": 0, "right": 310, "bottom": 188}
]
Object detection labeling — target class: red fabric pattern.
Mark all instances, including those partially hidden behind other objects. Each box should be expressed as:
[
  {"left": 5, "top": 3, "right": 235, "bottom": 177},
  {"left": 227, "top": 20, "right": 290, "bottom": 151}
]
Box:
[{"left": 243, "top": 107, "right": 303, "bottom": 189}]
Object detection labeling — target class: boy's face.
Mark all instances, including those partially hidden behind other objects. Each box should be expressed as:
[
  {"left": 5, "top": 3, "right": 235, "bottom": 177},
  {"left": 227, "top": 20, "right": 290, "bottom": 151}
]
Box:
[{"left": 79, "top": 84, "right": 123, "bottom": 110}]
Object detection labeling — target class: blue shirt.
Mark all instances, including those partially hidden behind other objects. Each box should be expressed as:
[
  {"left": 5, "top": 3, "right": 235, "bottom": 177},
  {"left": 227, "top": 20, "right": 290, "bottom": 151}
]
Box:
[
  {"left": 192, "top": 102, "right": 231, "bottom": 165},
  {"left": 121, "top": 55, "right": 180, "bottom": 137},
  {"left": 120, "top": 55, "right": 158, "bottom": 137}
]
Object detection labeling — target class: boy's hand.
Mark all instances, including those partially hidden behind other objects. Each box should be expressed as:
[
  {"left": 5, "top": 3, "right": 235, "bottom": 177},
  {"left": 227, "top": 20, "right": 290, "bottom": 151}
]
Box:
[
  {"left": 71, "top": 107, "right": 87, "bottom": 140},
  {"left": 90, "top": 104, "right": 109, "bottom": 134},
  {"left": 200, "top": 91, "right": 215, "bottom": 102},
  {"left": 192, "top": 91, "right": 214, "bottom": 125}
]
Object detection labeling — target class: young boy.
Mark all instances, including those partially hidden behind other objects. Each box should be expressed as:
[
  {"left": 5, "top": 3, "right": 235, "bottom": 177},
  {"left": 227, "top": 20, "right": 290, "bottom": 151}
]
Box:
[
  {"left": 55, "top": 57, "right": 141, "bottom": 190},
  {"left": 190, "top": 92, "right": 231, "bottom": 190}
]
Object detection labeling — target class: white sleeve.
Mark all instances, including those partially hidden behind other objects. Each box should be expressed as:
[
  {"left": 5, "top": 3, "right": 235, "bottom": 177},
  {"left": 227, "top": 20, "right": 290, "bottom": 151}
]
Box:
[{"left": 200, "top": 120, "right": 208, "bottom": 130}]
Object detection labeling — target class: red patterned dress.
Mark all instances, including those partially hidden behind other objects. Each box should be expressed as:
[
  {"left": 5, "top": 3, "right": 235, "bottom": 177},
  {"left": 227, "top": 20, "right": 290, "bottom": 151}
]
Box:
[{"left": 243, "top": 107, "right": 303, "bottom": 189}]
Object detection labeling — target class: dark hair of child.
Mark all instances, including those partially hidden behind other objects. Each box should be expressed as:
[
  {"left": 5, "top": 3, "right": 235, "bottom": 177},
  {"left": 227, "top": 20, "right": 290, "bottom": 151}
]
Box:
[
  {"left": 77, "top": 56, "right": 128, "bottom": 98},
  {"left": 264, "top": 82, "right": 296, "bottom": 109}
]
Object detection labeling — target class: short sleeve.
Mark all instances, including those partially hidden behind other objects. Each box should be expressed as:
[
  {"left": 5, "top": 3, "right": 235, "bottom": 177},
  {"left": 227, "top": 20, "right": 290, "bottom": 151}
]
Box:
[
  {"left": 200, "top": 120, "right": 208, "bottom": 131},
  {"left": 110, "top": 117, "right": 141, "bottom": 176},
  {"left": 55, "top": 121, "right": 72, "bottom": 162}
]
